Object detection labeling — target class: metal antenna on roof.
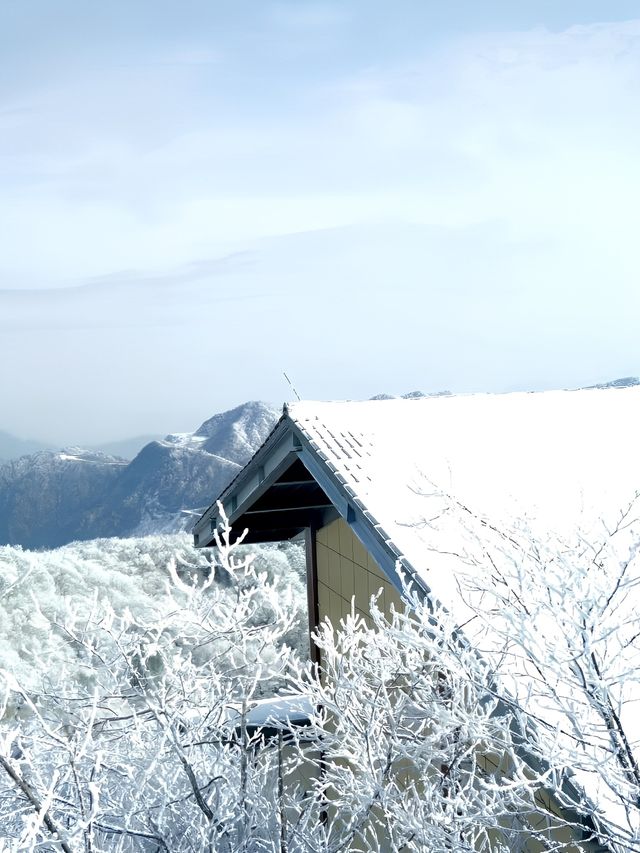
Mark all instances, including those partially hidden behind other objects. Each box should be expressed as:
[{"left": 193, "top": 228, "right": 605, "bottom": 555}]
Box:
[{"left": 283, "top": 371, "right": 302, "bottom": 401}]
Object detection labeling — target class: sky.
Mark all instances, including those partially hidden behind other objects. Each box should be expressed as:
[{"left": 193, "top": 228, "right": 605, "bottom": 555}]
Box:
[{"left": 1, "top": 1, "right": 639, "bottom": 444}]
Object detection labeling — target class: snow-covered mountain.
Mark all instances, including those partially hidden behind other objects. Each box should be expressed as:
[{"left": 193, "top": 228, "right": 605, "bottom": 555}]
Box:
[
  {"left": 582, "top": 376, "right": 640, "bottom": 390},
  {"left": 0, "top": 448, "right": 127, "bottom": 549},
  {"left": 0, "top": 401, "right": 279, "bottom": 548}
]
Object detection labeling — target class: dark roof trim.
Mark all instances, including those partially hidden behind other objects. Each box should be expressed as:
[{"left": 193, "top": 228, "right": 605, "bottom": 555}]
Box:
[
  {"left": 193, "top": 409, "right": 428, "bottom": 602},
  {"left": 193, "top": 411, "right": 294, "bottom": 545},
  {"left": 293, "top": 439, "right": 423, "bottom": 599}
]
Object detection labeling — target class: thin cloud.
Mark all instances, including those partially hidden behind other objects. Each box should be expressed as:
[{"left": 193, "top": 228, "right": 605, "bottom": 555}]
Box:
[{"left": 1, "top": 9, "right": 639, "bottom": 441}]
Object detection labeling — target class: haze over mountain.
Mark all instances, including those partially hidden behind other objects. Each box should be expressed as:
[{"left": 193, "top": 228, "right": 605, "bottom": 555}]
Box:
[
  {"left": 0, "top": 431, "right": 163, "bottom": 465},
  {"left": 0, "top": 431, "right": 54, "bottom": 464},
  {"left": 89, "top": 435, "right": 163, "bottom": 460}
]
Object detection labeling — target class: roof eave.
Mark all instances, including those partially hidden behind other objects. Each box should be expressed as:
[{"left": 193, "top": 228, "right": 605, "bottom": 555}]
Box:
[{"left": 191, "top": 409, "right": 425, "bottom": 599}]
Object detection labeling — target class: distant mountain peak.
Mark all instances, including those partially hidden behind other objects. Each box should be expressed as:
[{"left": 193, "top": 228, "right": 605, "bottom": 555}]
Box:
[
  {"left": 581, "top": 376, "right": 639, "bottom": 390},
  {"left": 370, "top": 390, "right": 453, "bottom": 401},
  {"left": 193, "top": 401, "right": 280, "bottom": 465},
  {"left": 195, "top": 400, "right": 276, "bottom": 436}
]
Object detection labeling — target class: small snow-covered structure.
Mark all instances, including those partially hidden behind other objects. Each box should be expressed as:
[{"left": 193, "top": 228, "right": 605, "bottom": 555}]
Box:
[{"left": 194, "top": 387, "right": 640, "bottom": 851}]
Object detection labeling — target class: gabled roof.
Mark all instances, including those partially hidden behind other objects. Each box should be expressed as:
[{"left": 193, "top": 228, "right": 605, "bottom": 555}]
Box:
[
  {"left": 286, "top": 388, "right": 640, "bottom": 609},
  {"left": 192, "top": 410, "right": 338, "bottom": 546},
  {"left": 195, "top": 386, "right": 640, "bottom": 606}
]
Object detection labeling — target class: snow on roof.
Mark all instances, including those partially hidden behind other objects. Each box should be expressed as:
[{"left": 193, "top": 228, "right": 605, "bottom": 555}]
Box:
[
  {"left": 288, "top": 388, "right": 640, "bottom": 606},
  {"left": 288, "top": 388, "right": 640, "bottom": 843},
  {"left": 244, "top": 695, "right": 314, "bottom": 730}
]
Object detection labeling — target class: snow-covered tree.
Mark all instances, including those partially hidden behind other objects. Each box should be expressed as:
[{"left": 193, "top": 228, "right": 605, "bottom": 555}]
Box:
[
  {"left": 286, "top": 593, "right": 592, "bottom": 852},
  {"left": 406, "top": 485, "right": 640, "bottom": 852},
  {"left": 3, "top": 502, "right": 638, "bottom": 851},
  {"left": 478, "top": 503, "right": 639, "bottom": 850},
  {"left": 0, "top": 522, "right": 307, "bottom": 851}
]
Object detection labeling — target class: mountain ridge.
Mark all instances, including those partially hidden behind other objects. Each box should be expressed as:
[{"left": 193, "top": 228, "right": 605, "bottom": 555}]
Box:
[{"left": 0, "top": 401, "right": 279, "bottom": 548}]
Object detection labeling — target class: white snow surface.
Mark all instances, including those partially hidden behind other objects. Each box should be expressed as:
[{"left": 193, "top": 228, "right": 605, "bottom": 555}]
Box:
[
  {"left": 289, "top": 388, "right": 640, "bottom": 602},
  {"left": 228, "top": 695, "right": 315, "bottom": 730},
  {"left": 162, "top": 432, "right": 208, "bottom": 449},
  {"left": 56, "top": 450, "right": 126, "bottom": 465}
]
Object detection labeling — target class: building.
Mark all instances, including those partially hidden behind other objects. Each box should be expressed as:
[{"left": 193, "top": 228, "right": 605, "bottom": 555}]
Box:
[{"left": 193, "top": 389, "right": 640, "bottom": 851}]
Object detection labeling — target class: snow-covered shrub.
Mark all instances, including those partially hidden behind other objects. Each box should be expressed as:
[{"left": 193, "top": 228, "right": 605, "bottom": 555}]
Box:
[
  {"left": 0, "top": 524, "right": 307, "bottom": 851},
  {"left": 0, "top": 518, "right": 555, "bottom": 853},
  {"left": 285, "top": 598, "right": 574, "bottom": 853},
  {"left": 450, "top": 495, "right": 640, "bottom": 852},
  {"left": 0, "top": 533, "right": 307, "bottom": 698}
]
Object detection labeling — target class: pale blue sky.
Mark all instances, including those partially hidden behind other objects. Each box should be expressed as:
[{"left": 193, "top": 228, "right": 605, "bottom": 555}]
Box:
[{"left": 1, "top": 2, "right": 639, "bottom": 443}]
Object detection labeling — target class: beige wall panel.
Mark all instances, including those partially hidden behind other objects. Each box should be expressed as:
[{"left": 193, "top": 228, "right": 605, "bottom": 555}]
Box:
[
  {"left": 338, "top": 519, "right": 354, "bottom": 561},
  {"left": 340, "top": 555, "right": 355, "bottom": 602},
  {"left": 316, "top": 542, "right": 329, "bottom": 585},
  {"left": 327, "top": 518, "right": 341, "bottom": 552},
  {"left": 352, "top": 533, "right": 369, "bottom": 569},
  {"left": 367, "top": 550, "right": 386, "bottom": 580},
  {"left": 368, "top": 570, "right": 384, "bottom": 606},
  {"left": 328, "top": 546, "right": 341, "bottom": 593},
  {"left": 329, "top": 589, "right": 343, "bottom": 629},
  {"left": 316, "top": 518, "right": 405, "bottom": 626},
  {"left": 385, "top": 582, "right": 404, "bottom": 613},
  {"left": 354, "top": 564, "right": 371, "bottom": 614},
  {"left": 317, "top": 581, "right": 331, "bottom": 621}
]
